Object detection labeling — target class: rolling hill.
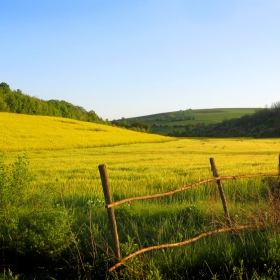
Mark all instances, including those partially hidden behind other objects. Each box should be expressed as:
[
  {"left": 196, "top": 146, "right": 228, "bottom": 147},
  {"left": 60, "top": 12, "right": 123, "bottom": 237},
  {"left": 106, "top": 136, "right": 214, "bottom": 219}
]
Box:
[
  {"left": 2, "top": 82, "right": 279, "bottom": 138},
  {"left": 0, "top": 112, "right": 174, "bottom": 152},
  {"left": 114, "top": 108, "right": 257, "bottom": 135}
]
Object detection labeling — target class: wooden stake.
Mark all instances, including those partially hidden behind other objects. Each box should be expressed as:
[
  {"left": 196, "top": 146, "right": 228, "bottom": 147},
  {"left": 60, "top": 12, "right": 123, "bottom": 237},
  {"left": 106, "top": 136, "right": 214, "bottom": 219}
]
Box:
[
  {"left": 210, "top": 158, "right": 232, "bottom": 227},
  {"left": 278, "top": 154, "right": 280, "bottom": 188},
  {"left": 98, "top": 164, "right": 121, "bottom": 262}
]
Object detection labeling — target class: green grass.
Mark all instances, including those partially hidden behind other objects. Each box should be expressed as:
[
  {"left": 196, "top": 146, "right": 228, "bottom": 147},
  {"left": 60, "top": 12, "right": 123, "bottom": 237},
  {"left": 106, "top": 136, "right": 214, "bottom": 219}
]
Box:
[
  {"left": 1, "top": 138, "right": 280, "bottom": 279},
  {"left": 124, "top": 108, "right": 257, "bottom": 135}
]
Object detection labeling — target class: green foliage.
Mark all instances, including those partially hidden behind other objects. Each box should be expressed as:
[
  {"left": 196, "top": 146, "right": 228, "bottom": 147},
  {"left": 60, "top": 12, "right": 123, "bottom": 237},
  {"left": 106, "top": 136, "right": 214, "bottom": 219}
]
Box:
[
  {"left": 121, "top": 235, "right": 138, "bottom": 257},
  {"left": 0, "top": 269, "right": 22, "bottom": 280},
  {"left": 170, "top": 105, "right": 280, "bottom": 138},
  {"left": 1, "top": 140, "right": 280, "bottom": 278},
  {"left": 112, "top": 119, "right": 151, "bottom": 133},
  {"left": 130, "top": 121, "right": 151, "bottom": 132},
  {"left": 0, "top": 82, "right": 10, "bottom": 93},
  {"left": 121, "top": 108, "right": 257, "bottom": 136},
  {"left": 0, "top": 155, "right": 70, "bottom": 260},
  {"left": 125, "top": 105, "right": 280, "bottom": 138},
  {"left": 0, "top": 82, "right": 104, "bottom": 124}
]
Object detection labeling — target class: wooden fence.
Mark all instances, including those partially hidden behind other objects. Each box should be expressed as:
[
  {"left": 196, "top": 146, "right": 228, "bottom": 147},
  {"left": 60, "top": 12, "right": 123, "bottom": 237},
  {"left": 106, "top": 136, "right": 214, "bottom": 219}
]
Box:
[{"left": 98, "top": 156, "right": 280, "bottom": 272}]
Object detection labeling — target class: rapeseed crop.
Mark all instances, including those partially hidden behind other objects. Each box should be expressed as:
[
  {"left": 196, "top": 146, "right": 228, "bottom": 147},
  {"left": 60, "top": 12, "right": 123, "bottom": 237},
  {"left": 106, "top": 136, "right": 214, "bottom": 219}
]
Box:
[
  {"left": 0, "top": 112, "right": 174, "bottom": 152},
  {"left": 2, "top": 116, "right": 280, "bottom": 279}
]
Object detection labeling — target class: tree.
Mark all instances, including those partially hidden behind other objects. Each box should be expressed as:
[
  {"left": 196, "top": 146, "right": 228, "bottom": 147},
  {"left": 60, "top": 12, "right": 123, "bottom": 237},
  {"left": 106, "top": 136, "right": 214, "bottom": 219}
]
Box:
[
  {"left": 0, "top": 95, "right": 8, "bottom": 111},
  {"left": 0, "top": 82, "right": 10, "bottom": 93},
  {"left": 5, "top": 93, "right": 18, "bottom": 112},
  {"left": 130, "top": 121, "right": 150, "bottom": 132}
]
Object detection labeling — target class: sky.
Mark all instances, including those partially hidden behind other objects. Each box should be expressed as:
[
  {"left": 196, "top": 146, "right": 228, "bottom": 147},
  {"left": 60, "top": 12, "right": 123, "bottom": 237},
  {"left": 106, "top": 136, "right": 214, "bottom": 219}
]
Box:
[{"left": 1, "top": 0, "right": 280, "bottom": 120}]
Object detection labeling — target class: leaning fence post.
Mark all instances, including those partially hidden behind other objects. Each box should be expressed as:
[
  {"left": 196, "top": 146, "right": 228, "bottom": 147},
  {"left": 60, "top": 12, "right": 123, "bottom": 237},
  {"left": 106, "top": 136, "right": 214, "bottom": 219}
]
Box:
[
  {"left": 98, "top": 164, "right": 121, "bottom": 262},
  {"left": 210, "top": 158, "right": 232, "bottom": 227}
]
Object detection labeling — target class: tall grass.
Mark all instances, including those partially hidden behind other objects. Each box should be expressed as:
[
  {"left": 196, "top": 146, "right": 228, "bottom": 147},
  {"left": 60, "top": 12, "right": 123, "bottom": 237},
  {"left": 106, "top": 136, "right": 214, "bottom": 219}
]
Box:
[
  {"left": 1, "top": 136, "right": 280, "bottom": 278},
  {"left": 9, "top": 137, "right": 278, "bottom": 199}
]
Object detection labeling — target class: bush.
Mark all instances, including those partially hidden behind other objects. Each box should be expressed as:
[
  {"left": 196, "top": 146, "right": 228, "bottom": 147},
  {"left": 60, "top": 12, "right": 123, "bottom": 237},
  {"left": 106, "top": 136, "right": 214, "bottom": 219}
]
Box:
[{"left": 0, "top": 155, "right": 70, "bottom": 261}]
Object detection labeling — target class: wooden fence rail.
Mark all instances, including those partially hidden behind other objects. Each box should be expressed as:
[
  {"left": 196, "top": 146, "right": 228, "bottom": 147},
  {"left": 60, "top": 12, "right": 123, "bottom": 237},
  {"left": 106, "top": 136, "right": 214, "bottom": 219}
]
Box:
[
  {"left": 98, "top": 156, "right": 280, "bottom": 272},
  {"left": 104, "top": 172, "right": 278, "bottom": 209}
]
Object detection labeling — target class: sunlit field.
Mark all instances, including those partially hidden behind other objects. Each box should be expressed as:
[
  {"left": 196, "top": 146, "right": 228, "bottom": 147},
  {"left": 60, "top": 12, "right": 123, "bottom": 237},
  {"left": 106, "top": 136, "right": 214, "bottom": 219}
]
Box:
[
  {"left": 0, "top": 112, "right": 173, "bottom": 152},
  {"left": 1, "top": 113, "right": 280, "bottom": 279},
  {"left": 5, "top": 137, "right": 279, "bottom": 199}
]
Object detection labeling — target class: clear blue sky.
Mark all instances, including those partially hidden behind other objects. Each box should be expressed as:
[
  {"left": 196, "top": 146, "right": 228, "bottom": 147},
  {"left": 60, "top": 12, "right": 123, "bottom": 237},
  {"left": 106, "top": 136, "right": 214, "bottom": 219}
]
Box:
[{"left": 1, "top": 1, "right": 280, "bottom": 120}]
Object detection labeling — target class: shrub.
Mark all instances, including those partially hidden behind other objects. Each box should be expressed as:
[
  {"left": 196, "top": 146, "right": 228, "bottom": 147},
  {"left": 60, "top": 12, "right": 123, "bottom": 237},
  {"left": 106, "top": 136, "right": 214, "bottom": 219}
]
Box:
[{"left": 0, "top": 155, "right": 70, "bottom": 261}]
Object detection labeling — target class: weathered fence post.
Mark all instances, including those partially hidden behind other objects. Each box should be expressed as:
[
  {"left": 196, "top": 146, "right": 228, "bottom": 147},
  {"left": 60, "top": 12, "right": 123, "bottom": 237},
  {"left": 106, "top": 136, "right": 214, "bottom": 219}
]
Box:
[
  {"left": 278, "top": 154, "right": 280, "bottom": 188},
  {"left": 98, "top": 164, "right": 121, "bottom": 262},
  {"left": 210, "top": 158, "right": 232, "bottom": 227}
]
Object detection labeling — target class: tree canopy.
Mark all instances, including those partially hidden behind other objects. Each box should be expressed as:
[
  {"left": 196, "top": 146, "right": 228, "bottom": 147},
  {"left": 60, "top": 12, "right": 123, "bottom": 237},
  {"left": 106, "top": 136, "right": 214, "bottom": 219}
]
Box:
[{"left": 0, "top": 82, "right": 104, "bottom": 124}]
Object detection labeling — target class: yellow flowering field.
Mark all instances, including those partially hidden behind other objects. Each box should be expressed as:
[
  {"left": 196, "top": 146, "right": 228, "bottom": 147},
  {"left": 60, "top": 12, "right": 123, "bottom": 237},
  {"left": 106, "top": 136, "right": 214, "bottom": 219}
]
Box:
[
  {"left": 0, "top": 112, "right": 174, "bottom": 152},
  {"left": 3, "top": 136, "right": 278, "bottom": 199}
]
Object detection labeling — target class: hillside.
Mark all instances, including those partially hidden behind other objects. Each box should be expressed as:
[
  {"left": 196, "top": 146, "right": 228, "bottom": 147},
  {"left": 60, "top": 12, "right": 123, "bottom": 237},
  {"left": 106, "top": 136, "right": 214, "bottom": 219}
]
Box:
[
  {"left": 2, "top": 82, "right": 278, "bottom": 138},
  {"left": 178, "top": 104, "right": 280, "bottom": 138},
  {"left": 114, "top": 108, "right": 257, "bottom": 135},
  {"left": 0, "top": 112, "right": 174, "bottom": 152},
  {"left": 115, "top": 104, "right": 280, "bottom": 138}
]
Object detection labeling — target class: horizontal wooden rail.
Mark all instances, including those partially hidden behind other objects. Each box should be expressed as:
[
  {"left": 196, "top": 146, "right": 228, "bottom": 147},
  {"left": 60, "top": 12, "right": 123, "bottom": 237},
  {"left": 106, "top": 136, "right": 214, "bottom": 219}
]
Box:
[
  {"left": 106, "top": 172, "right": 278, "bottom": 209},
  {"left": 109, "top": 224, "right": 260, "bottom": 272},
  {"left": 100, "top": 155, "right": 280, "bottom": 273}
]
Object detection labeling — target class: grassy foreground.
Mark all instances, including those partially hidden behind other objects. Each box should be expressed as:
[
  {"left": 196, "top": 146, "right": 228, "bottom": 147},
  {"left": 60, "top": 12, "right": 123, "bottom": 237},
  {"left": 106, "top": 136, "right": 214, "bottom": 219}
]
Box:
[{"left": 1, "top": 113, "right": 280, "bottom": 279}]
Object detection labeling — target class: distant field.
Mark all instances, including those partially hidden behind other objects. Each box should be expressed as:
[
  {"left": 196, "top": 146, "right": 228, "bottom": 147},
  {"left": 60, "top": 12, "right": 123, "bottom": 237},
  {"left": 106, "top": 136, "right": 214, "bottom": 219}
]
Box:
[
  {"left": 124, "top": 108, "right": 257, "bottom": 135},
  {"left": 0, "top": 112, "right": 174, "bottom": 152}
]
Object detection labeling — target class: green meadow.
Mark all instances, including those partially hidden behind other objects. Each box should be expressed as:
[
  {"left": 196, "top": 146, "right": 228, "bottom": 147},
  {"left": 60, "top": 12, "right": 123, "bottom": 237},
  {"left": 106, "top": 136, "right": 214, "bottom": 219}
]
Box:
[
  {"left": 124, "top": 108, "right": 257, "bottom": 135},
  {"left": 2, "top": 136, "right": 280, "bottom": 279},
  {"left": 1, "top": 114, "right": 280, "bottom": 279}
]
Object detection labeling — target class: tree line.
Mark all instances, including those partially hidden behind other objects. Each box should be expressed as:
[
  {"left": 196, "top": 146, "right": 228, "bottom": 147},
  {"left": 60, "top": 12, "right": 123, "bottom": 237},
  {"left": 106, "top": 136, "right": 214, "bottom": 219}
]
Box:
[
  {"left": 0, "top": 82, "right": 106, "bottom": 124},
  {"left": 0, "top": 82, "right": 151, "bottom": 132},
  {"left": 111, "top": 119, "right": 151, "bottom": 132},
  {"left": 5, "top": 81, "right": 277, "bottom": 137}
]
